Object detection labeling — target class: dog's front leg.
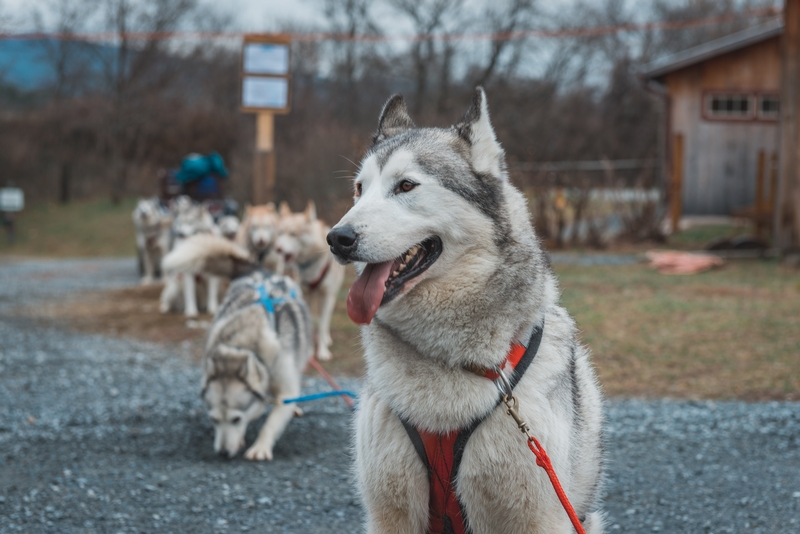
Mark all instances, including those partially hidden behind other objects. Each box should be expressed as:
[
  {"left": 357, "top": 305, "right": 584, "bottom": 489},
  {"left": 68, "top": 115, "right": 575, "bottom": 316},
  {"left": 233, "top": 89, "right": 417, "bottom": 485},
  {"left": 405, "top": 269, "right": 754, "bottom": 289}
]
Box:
[
  {"left": 356, "top": 391, "right": 428, "bottom": 534},
  {"left": 182, "top": 273, "right": 199, "bottom": 317},
  {"left": 206, "top": 276, "right": 220, "bottom": 315},
  {"left": 315, "top": 287, "right": 336, "bottom": 361},
  {"left": 244, "top": 400, "right": 296, "bottom": 461},
  {"left": 140, "top": 243, "right": 155, "bottom": 285},
  {"left": 159, "top": 274, "right": 180, "bottom": 313}
]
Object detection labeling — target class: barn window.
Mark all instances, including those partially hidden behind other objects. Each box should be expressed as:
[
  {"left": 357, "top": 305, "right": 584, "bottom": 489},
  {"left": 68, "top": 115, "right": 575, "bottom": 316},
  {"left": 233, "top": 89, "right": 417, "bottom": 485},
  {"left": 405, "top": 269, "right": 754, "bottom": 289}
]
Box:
[
  {"left": 706, "top": 93, "right": 753, "bottom": 119},
  {"left": 758, "top": 95, "right": 780, "bottom": 119}
]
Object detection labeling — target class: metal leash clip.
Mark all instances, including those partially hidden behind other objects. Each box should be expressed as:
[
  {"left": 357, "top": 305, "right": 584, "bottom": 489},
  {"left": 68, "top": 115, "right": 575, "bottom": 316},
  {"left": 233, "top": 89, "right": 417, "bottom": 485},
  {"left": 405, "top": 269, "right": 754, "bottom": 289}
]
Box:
[{"left": 495, "top": 368, "right": 531, "bottom": 435}]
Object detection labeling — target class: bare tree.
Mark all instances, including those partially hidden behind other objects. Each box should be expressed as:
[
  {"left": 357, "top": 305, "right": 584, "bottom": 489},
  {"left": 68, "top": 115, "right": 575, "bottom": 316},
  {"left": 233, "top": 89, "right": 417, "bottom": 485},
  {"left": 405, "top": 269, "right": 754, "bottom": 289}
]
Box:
[
  {"left": 471, "top": 0, "right": 536, "bottom": 88},
  {"left": 101, "top": 0, "right": 198, "bottom": 204},
  {"left": 321, "top": 0, "right": 380, "bottom": 111},
  {"left": 34, "top": 0, "right": 97, "bottom": 203},
  {"left": 388, "top": 0, "right": 465, "bottom": 115}
]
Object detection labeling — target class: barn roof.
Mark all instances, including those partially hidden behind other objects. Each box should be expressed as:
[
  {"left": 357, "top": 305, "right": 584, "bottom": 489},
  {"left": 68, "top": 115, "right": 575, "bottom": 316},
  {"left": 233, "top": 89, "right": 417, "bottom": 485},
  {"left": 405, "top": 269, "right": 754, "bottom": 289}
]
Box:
[{"left": 643, "top": 18, "right": 783, "bottom": 80}]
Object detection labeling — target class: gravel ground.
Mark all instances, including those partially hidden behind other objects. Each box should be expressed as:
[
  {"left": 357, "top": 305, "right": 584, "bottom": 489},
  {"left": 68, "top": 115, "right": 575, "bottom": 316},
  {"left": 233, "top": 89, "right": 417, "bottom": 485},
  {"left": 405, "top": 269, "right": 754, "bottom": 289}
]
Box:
[{"left": 1, "top": 258, "right": 799, "bottom": 533}]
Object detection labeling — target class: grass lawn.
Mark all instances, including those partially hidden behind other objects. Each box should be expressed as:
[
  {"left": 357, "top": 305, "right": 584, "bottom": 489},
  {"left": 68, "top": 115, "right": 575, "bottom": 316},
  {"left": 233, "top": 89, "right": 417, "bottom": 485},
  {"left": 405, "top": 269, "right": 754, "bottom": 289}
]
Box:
[
  {"left": 557, "top": 260, "right": 800, "bottom": 400},
  {"left": 0, "top": 198, "right": 138, "bottom": 257}
]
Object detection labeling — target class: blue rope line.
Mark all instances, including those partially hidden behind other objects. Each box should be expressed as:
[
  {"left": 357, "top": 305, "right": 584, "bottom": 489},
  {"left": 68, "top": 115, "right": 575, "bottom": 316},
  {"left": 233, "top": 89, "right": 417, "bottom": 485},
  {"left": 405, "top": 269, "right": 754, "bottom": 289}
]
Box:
[{"left": 283, "top": 390, "right": 359, "bottom": 404}]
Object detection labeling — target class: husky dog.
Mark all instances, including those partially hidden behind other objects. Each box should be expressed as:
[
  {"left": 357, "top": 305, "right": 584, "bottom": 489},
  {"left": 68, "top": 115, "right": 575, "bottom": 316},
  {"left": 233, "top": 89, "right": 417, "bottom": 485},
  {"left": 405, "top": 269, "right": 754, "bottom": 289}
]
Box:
[
  {"left": 132, "top": 197, "right": 172, "bottom": 285},
  {"left": 160, "top": 199, "right": 222, "bottom": 317},
  {"left": 216, "top": 215, "right": 241, "bottom": 241},
  {"left": 274, "top": 201, "right": 345, "bottom": 361},
  {"left": 202, "top": 270, "right": 313, "bottom": 460},
  {"left": 236, "top": 204, "right": 284, "bottom": 273},
  {"left": 326, "top": 89, "right": 605, "bottom": 533}
]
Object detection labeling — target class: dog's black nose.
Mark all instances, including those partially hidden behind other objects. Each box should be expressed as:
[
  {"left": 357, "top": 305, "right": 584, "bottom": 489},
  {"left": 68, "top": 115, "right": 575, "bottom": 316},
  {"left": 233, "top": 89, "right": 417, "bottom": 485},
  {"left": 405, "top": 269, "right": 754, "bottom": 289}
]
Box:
[{"left": 327, "top": 225, "right": 359, "bottom": 258}]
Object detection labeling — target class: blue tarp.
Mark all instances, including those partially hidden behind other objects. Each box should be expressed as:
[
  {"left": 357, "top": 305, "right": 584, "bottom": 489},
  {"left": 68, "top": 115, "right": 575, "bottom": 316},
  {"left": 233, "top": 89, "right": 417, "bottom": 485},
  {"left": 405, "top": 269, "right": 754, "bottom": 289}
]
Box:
[{"left": 174, "top": 153, "right": 228, "bottom": 184}]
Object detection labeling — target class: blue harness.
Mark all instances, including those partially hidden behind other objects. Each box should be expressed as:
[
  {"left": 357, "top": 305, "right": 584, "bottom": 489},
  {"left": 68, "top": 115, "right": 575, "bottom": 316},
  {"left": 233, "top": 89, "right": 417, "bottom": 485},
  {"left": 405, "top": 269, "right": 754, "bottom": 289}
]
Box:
[
  {"left": 257, "top": 284, "right": 298, "bottom": 317},
  {"left": 255, "top": 281, "right": 359, "bottom": 409}
]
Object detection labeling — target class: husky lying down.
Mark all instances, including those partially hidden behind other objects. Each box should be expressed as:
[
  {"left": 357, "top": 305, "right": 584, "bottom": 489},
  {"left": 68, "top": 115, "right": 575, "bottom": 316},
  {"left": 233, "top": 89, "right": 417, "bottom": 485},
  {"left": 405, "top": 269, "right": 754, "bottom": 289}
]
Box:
[
  {"left": 201, "top": 269, "right": 313, "bottom": 461},
  {"left": 326, "top": 88, "right": 605, "bottom": 533}
]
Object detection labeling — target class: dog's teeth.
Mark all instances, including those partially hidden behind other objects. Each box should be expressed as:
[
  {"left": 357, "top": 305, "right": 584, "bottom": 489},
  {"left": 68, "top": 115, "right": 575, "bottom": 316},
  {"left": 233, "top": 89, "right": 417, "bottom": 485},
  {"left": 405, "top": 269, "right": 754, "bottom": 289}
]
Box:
[
  {"left": 392, "top": 270, "right": 400, "bottom": 277},
  {"left": 398, "top": 264, "right": 406, "bottom": 271}
]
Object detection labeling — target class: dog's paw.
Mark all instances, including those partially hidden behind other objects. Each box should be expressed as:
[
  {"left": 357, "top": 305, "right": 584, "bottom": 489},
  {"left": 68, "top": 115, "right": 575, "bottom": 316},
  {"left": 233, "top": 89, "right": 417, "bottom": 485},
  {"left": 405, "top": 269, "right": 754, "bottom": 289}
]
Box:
[
  {"left": 316, "top": 348, "right": 332, "bottom": 361},
  {"left": 140, "top": 276, "right": 154, "bottom": 286},
  {"left": 244, "top": 443, "right": 273, "bottom": 461},
  {"left": 159, "top": 302, "right": 170, "bottom": 314},
  {"left": 185, "top": 309, "right": 199, "bottom": 318}
]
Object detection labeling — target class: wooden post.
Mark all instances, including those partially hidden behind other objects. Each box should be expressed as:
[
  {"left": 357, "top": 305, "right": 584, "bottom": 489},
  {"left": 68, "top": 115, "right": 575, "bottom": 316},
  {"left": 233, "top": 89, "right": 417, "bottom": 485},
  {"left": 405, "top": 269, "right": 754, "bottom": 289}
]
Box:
[
  {"left": 756, "top": 150, "right": 767, "bottom": 237},
  {"left": 776, "top": 0, "right": 800, "bottom": 248},
  {"left": 770, "top": 153, "right": 779, "bottom": 215},
  {"left": 253, "top": 112, "right": 276, "bottom": 204},
  {"left": 670, "top": 133, "right": 684, "bottom": 233}
]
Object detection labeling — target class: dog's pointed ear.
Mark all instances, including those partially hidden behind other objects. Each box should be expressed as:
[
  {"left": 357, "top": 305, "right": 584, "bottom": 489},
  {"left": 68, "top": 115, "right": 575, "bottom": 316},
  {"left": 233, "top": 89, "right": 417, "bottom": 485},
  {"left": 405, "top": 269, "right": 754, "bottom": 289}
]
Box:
[
  {"left": 373, "top": 94, "right": 415, "bottom": 145},
  {"left": 238, "top": 353, "right": 268, "bottom": 397},
  {"left": 305, "top": 200, "right": 316, "bottom": 222},
  {"left": 265, "top": 202, "right": 276, "bottom": 213},
  {"left": 454, "top": 87, "right": 504, "bottom": 178},
  {"left": 278, "top": 201, "right": 291, "bottom": 217}
]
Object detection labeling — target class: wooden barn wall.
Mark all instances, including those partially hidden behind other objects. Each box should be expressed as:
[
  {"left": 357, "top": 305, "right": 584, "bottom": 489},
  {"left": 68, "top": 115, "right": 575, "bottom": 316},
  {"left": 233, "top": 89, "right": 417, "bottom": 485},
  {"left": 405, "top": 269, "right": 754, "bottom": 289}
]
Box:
[{"left": 666, "top": 37, "right": 781, "bottom": 215}]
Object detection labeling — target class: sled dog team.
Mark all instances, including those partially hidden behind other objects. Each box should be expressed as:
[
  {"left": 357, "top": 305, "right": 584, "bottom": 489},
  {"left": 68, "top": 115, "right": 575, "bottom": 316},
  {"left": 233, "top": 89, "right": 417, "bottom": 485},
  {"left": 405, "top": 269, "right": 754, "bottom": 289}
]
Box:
[{"left": 142, "top": 89, "right": 606, "bottom": 533}]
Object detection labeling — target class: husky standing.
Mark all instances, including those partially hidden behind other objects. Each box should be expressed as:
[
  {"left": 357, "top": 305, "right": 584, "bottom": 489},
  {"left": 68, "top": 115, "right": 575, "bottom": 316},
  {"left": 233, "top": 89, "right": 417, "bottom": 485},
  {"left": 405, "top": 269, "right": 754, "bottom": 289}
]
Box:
[
  {"left": 132, "top": 197, "right": 172, "bottom": 285},
  {"left": 236, "top": 204, "right": 284, "bottom": 274},
  {"left": 202, "top": 269, "right": 313, "bottom": 460},
  {"left": 274, "top": 201, "right": 345, "bottom": 361},
  {"left": 160, "top": 198, "right": 222, "bottom": 317},
  {"left": 216, "top": 214, "right": 240, "bottom": 241},
  {"left": 326, "top": 89, "right": 605, "bottom": 533}
]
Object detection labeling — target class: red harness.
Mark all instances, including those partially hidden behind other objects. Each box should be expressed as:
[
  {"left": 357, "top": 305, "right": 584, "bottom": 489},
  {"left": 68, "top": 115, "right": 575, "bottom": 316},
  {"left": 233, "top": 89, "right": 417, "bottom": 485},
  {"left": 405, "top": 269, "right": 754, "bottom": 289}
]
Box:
[{"left": 399, "top": 327, "right": 543, "bottom": 534}]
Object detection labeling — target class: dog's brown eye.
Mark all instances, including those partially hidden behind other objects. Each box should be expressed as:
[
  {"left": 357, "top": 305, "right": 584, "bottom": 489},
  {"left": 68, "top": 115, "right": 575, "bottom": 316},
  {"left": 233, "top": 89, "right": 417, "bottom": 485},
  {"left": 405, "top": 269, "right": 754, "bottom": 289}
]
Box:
[
  {"left": 396, "top": 180, "right": 417, "bottom": 194},
  {"left": 354, "top": 182, "right": 362, "bottom": 197}
]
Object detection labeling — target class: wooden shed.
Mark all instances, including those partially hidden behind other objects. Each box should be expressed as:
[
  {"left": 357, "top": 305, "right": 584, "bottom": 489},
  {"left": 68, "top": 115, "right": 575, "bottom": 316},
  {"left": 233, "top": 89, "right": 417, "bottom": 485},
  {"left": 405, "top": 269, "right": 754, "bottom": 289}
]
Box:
[{"left": 644, "top": 20, "right": 783, "bottom": 221}]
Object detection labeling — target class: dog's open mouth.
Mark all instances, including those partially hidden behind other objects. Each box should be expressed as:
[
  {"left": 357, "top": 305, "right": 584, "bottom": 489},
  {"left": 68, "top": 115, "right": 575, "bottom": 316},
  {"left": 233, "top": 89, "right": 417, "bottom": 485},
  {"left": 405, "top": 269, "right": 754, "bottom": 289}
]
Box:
[{"left": 347, "top": 236, "right": 442, "bottom": 325}]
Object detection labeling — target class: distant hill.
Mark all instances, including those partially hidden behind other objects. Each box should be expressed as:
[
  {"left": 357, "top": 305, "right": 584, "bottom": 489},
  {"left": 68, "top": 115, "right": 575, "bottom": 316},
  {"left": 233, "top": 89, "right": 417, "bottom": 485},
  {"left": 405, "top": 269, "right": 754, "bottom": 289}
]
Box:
[
  {"left": 0, "top": 39, "right": 115, "bottom": 91},
  {"left": 0, "top": 40, "right": 54, "bottom": 89}
]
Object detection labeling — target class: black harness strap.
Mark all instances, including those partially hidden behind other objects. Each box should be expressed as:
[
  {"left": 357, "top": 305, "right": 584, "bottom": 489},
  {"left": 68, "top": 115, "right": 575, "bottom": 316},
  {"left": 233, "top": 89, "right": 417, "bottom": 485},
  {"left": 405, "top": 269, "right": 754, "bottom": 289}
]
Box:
[{"left": 399, "top": 320, "right": 545, "bottom": 534}]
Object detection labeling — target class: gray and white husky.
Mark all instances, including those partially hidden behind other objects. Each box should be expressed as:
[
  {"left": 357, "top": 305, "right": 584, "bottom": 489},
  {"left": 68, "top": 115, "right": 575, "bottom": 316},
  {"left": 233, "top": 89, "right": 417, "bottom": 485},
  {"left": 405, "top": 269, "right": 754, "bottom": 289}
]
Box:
[
  {"left": 202, "top": 270, "right": 313, "bottom": 460},
  {"left": 132, "top": 197, "right": 172, "bottom": 285},
  {"left": 326, "top": 89, "right": 605, "bottom": 533},
  {"left": 274, "top": 201, "right": 345, "bottom": 361}
]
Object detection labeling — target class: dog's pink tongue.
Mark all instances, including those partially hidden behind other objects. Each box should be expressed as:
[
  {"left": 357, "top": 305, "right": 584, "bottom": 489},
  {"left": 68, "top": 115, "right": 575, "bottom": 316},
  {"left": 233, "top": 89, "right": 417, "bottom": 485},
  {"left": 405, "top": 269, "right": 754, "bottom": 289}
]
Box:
[{"left": 347, "top": 261, "right": 393, "bottom": 325}]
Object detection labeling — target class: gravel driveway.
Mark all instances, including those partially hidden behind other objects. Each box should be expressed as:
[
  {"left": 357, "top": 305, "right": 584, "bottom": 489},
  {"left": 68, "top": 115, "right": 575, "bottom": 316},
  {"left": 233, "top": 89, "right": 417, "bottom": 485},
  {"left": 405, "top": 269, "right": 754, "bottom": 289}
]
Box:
[{"left": 0, "top": 257, "right": 798, "bottom": 533}]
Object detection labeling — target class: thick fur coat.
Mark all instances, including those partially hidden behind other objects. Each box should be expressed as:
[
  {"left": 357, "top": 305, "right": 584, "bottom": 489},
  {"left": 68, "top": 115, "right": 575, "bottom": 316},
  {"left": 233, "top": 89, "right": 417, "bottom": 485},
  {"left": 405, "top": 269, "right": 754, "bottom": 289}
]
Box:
[{"left": 328, "top": 89, "right": 605, "bottom": 534}]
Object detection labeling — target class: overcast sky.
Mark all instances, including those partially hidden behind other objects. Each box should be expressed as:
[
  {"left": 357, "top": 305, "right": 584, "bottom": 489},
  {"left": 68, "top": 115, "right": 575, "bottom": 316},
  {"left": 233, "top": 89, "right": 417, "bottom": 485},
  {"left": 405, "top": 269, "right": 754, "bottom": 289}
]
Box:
[{"left": 3, "top": 0, "right": 329, "bottom": 32}]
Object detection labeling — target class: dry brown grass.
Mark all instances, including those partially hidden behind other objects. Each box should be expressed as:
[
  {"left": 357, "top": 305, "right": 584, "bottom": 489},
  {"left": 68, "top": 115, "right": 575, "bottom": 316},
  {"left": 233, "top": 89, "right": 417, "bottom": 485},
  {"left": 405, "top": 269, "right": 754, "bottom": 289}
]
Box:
[
  {"left": 558, "top": 260, "right": 800, "bottom": 400},
  {"left": 19, "top": 260, "right": 800, "bottom": 400}
]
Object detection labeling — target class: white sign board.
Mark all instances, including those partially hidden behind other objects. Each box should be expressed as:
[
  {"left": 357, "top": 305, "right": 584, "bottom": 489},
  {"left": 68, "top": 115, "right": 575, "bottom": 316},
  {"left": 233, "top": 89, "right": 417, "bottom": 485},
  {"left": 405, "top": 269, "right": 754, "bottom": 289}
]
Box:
[
  {"left": 242, "top": 77, "right": 289, "bottom": 110},
  {"left": 243, "top": 43, "right": 290, "bottom": 76},
  {"left": 0, "top": 187, "right": 24, "bottom": 212}
]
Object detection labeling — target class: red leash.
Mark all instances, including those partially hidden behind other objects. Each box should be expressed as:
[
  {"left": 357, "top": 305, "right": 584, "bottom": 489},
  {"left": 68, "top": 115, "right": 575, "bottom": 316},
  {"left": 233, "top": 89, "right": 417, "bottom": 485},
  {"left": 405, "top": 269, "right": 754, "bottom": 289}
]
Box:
[
  {"left": 306, "top": 357, "right": 355, "bottom": 409},
  {"left": 526, "top": 435, "right": 586, "bottom": 534},
  {"left": 500, "top": 388, "right": 586, "bottom": 534}
]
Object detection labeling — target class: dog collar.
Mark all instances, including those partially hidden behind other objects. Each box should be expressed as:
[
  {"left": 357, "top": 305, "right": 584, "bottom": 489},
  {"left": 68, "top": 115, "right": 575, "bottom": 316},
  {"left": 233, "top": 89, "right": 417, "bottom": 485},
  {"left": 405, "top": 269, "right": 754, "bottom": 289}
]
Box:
[
  {"left": 462, "top": 320, "right": 544, "bottom": 382},
  {"left": 305, "top": 257, "right": 331, "bottom": 290}
]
